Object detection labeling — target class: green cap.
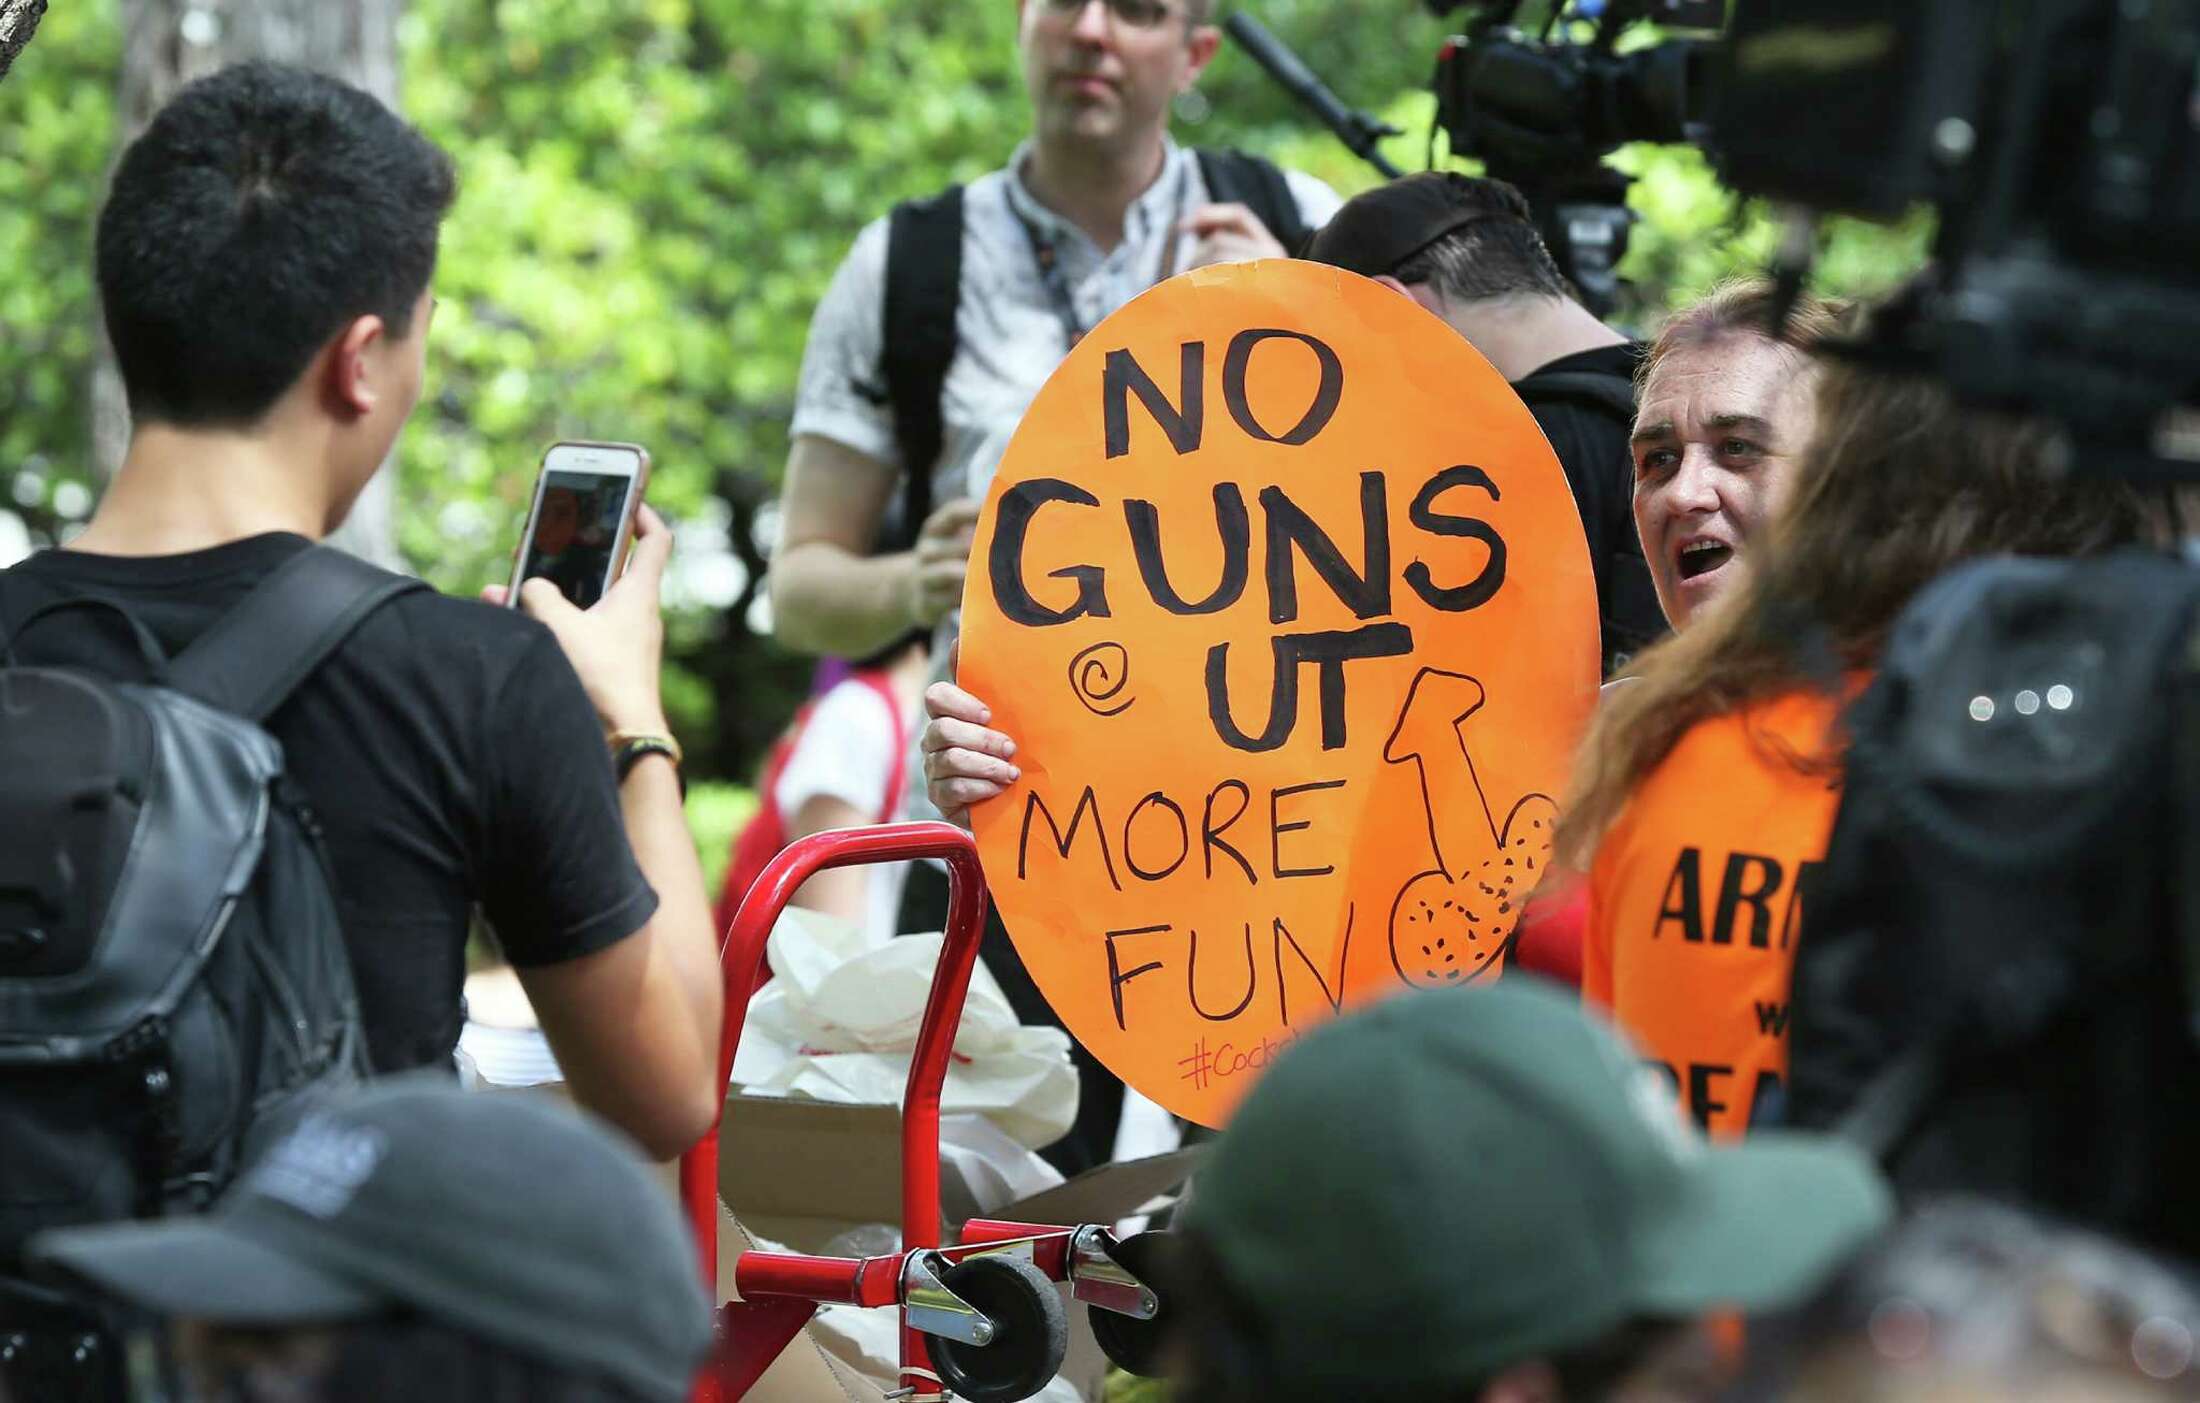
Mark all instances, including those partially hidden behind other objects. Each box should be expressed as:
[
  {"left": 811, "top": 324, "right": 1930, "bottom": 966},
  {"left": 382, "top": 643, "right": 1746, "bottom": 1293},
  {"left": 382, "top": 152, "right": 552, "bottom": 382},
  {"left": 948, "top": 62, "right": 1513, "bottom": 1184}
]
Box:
[{"left": 1182, "top": 979, "right": 1891, "bottom": 1396}]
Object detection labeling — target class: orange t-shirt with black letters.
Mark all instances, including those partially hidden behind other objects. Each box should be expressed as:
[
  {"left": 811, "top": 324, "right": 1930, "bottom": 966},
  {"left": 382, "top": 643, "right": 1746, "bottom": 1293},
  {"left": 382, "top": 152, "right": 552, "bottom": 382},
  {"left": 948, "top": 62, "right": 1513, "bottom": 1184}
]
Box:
[{"left": 1582, "top": 688, "right": 1847, "bottom": 1139}]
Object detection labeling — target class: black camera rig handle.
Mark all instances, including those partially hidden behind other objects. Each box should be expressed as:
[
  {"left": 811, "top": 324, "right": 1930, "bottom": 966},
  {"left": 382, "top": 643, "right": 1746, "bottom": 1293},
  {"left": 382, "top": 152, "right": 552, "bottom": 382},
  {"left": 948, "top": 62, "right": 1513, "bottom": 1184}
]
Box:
[{"left": 1224, "top": 12, "right": 1403, "bottom": 180}]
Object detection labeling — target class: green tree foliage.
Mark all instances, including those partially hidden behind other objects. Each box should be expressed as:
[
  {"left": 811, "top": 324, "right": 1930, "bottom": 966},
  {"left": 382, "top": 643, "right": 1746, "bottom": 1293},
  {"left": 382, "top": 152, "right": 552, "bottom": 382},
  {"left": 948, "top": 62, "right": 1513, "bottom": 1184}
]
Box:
[
  {"left": 0, "top": 0, "right": 52, "bottom": 86},
  {"left": 0, "top": 0, "right": 1929, "bottom": 787},
  {"left": 0, "top": 0, "right": 116, "bottom": 546}
]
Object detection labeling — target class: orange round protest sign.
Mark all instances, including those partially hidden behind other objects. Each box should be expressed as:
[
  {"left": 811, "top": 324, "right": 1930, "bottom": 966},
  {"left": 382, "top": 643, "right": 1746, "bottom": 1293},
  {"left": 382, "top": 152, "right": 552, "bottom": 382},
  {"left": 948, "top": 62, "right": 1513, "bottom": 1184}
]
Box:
[{"left": 959, "top": 259, "right": 1600, "bottom": 1127}]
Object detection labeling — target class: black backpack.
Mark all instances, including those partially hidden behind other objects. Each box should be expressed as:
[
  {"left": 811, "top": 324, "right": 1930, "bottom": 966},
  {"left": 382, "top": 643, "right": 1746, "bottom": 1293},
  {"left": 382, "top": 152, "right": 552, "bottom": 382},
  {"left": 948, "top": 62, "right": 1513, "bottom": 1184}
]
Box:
[
  {"left": 1510, "top": 361, "right": 1665, "bottom": 674},
  {"left": 1786, "top": 549, "right": 2200, "bottom": 1261},
  {"left": 0, "top": 546, "right": 422, "bottom": 1392},
  {"left": 878, "top": 148, "right": 1312, "bottom": 550}
]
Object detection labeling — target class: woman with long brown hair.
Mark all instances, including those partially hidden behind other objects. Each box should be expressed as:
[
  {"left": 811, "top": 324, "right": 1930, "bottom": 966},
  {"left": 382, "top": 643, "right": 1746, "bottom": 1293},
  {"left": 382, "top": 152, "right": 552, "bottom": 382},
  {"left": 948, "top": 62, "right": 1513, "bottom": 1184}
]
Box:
[
  {"left": 1512, "top": 276, "right": 1845, "bottom": 983},
  {"left": 1561, "top": 345, "right": 2160, "bottom": 1138}
]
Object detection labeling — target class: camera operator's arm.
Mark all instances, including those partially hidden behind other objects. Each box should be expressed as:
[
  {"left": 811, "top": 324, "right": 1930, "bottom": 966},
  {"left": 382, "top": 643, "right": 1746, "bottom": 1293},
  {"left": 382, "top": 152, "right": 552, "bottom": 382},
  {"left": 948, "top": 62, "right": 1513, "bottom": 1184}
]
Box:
[
  {"left": 772, "top": 434, "right": 977, "bottom": 655},
  {"left": 491, "top": 507, "right": 724, "bottom": 1160}
]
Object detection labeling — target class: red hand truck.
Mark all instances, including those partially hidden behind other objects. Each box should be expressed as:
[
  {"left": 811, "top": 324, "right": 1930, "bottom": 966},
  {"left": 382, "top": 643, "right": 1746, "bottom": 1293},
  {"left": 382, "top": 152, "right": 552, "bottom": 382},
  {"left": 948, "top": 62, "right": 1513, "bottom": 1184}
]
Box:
[{"left": 679, "top": 822, "right": 1175, "bottom": 1403}]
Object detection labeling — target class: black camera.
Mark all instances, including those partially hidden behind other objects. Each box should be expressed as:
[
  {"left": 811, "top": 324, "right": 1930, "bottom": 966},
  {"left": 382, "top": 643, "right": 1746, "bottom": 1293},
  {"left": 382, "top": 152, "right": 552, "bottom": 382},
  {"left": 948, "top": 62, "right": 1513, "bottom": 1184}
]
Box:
[
  {"left": 1712, "top": 0, "right": 2200, "bottom": 470},
  {"left": 1428, "top": 1, "right": 1723, "bottom": 313},
  {"left": 1429, "top": 1, "right": 1720, "bottom": 171}
]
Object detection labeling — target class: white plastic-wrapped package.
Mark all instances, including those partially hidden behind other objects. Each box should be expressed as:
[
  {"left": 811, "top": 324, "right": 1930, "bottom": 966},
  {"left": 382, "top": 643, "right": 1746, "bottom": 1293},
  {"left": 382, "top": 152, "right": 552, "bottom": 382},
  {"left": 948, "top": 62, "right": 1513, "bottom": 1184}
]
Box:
[{"left": 731, "top": 906, "right": 1080, "bottom": 1154}]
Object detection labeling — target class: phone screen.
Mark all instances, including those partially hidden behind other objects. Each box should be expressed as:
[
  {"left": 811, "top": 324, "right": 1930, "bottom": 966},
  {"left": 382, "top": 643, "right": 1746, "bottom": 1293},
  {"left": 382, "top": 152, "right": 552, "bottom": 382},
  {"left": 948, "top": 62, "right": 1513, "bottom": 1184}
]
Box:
[{"left": 516, "top": 466, "right": 636, "bottom": 609}]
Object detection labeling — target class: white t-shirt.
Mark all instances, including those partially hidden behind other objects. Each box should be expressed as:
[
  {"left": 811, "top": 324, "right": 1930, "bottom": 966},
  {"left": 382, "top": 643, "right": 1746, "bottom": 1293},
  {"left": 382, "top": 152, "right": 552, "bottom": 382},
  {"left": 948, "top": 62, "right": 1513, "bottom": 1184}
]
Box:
[{"left": 772, "top": 677, "right": 911, "bottom": 938}]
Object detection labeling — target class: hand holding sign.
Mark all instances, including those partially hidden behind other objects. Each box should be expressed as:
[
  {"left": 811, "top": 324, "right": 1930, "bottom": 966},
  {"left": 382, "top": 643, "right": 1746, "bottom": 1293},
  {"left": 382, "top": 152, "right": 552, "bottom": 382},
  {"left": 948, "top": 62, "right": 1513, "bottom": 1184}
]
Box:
[
  {"left": 921, "top": 675, "right": 1020, "bottom": 827},
  {"left": 958, "top": 260, "right": 1599, "bottom": 1126}
]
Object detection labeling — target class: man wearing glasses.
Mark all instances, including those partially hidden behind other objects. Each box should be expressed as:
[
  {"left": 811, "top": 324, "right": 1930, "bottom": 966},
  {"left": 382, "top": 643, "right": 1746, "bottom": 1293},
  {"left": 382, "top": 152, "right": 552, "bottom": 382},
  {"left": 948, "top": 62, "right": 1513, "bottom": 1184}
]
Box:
[{"left": 769, "top": 0, "right": 1339, "bottom": 1175}]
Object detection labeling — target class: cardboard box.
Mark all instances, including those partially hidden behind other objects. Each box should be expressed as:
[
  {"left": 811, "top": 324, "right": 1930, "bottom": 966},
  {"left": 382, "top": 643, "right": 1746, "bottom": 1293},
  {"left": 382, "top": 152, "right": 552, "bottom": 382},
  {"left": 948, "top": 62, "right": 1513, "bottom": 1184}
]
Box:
[
  {"left": 717, "top": 1092, "right": 1201, "bottom": 1254},
  {"left": 716, "top": 1096, "right": 908, "bottom": 1255}
]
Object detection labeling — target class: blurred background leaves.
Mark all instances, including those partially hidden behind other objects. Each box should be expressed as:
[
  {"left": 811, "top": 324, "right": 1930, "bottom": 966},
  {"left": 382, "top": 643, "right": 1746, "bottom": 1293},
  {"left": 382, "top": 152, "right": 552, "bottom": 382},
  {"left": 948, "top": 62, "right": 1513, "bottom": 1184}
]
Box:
[{"left": 0, "top": 0, "right": 1928, "bottom": 815}]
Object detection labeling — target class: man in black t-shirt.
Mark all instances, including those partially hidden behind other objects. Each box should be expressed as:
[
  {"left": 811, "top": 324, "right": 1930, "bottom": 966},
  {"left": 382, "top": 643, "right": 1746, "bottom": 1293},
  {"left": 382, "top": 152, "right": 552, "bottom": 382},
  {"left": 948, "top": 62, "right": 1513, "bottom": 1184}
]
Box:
[
  {"left": 1305, "top": 173, "right": 1668, "bottom": 674},
  {"left": 0, "top": 64, "right": 721, "bottom": 1160}
]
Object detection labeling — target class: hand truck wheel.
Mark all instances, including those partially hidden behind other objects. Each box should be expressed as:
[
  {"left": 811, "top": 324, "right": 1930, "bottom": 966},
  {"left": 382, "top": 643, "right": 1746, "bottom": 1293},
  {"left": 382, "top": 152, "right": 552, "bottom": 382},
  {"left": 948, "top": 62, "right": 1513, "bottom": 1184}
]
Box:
[
  {"left": 1086, "top": 1230, "right": 1177, "bottom": 1377},
  {"left": 926, "top": 1254, "right": 1068, "bottom": 1403}
]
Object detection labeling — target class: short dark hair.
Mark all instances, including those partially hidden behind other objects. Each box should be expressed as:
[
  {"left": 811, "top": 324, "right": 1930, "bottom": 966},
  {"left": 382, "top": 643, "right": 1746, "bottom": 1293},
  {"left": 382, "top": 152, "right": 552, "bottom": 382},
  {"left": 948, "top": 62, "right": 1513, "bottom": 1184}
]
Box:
[
  {"left": 95, "top": 61, "right": 456, "bottom": 428},
  {"left": 1391, "top": 179, "right": 1571, "bottom": 303}
]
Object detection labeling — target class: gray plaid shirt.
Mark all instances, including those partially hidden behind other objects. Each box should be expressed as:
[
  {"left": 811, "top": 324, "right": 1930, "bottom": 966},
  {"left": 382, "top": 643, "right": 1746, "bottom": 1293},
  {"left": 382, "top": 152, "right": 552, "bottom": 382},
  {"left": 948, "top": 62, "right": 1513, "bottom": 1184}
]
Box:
[{"left": 787, "top": 139, "right": 1340, "bottom": 827}]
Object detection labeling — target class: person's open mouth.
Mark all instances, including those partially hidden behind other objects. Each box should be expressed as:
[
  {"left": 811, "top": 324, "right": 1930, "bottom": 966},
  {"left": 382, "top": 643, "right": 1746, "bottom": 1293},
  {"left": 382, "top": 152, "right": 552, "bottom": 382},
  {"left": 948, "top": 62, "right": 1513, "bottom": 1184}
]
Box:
[{"left": 1676, "top": 536, "right": 1735, "bottom": 583}]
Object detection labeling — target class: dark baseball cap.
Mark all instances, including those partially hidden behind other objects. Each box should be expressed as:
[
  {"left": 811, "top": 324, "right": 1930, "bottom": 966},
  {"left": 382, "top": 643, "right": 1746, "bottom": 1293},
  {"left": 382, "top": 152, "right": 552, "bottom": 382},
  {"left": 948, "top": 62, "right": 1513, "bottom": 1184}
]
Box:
[
  {"left": 1303, "top": 170, "right": 1537, "bottom": 279},
  {"left": 28, "top": 1077, "right": 712, "bottom": 1403},
  {"left": 1182, "top": 979, "right": 1891, "bottom": 1396}
]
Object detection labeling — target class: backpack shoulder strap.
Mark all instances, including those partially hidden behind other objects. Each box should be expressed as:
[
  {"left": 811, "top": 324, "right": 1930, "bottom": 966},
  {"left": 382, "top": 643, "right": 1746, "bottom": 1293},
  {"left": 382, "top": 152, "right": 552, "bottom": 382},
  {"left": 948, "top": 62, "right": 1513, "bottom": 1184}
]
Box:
[
  {"left": 1194, "top": 148, "right": 1311, "bottom": 254},
  {"left": 881, "top": 184, "right": 966, "bottom": 551},
  {"left": 1512, "top": 367, "right": 1638, "bottom": 423},
  {"left": 170, "top": 546, "right": 428, "bottom": 722}
]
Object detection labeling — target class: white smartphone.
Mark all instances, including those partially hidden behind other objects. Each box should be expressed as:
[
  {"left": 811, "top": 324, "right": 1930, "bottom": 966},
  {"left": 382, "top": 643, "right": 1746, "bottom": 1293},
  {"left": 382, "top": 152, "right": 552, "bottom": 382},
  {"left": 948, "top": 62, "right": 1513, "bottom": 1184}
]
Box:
[{"left": 508, "top": 441, "right": 651, "bottom": 609}]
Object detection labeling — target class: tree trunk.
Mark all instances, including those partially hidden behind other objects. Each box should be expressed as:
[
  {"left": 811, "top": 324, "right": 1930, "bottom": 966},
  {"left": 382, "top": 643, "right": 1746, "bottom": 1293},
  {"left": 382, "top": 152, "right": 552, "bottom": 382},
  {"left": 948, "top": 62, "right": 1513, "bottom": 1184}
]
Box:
[
  {"left": 0, "top": 0, "right": 49, "bottom": 83},
  {"left": 96, "top": 0, "right": 407, "bottom": 569}
]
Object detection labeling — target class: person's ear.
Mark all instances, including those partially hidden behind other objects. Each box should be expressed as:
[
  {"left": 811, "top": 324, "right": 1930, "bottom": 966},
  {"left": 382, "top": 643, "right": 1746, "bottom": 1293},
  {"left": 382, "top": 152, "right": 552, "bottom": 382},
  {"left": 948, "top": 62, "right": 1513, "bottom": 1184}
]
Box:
[
  {"left": 323, "top": 313, "right": 388, "bottom": 419},
  {"left": 1183, "top": 21, "right": 1220, "bottom": 85},
  {"left": 1375, "top": 274, "right": 1448, "bottom": 319},
  {"left": 1403, "top": 280, "right": 1445, "bottom": 318}
]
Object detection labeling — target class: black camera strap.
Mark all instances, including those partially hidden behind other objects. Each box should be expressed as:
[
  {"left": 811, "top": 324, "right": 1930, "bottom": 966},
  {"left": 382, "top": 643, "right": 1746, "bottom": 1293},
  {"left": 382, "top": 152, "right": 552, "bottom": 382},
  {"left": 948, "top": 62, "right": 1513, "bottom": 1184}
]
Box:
[
  {"left": 1015, "top": 211, "right": 1093, "bottom": 351},
  {"left": 1010, "top": 156, "right": 1190, "bottom": 352}
]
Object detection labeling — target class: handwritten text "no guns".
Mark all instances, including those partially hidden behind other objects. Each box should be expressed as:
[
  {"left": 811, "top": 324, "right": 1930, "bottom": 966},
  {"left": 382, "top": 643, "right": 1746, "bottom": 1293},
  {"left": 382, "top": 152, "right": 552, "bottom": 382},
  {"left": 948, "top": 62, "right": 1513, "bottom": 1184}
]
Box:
[{"left": 988, "top": 329, "right": 1511, "bottom": 754}]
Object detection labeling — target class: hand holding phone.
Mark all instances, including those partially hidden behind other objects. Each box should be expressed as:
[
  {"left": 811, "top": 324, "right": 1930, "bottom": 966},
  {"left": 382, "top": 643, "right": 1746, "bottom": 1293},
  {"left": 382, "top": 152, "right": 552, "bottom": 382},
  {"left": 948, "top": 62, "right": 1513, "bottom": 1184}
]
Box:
[
  {"left": 498, "top": 441, "right": 666, "bottom": 735},
  {"left": 510, "top": 441, "right": 651, "bottom": 610},
  {"left": 498, "top": 500, "right": 675, "bottom": 740}
]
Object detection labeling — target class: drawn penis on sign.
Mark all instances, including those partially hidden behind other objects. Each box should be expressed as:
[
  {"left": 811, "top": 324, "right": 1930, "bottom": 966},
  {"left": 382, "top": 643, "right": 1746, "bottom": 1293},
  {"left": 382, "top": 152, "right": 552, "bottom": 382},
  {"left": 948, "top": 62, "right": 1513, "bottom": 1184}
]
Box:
[{"left": 1382, "top": 667, "right": 1557, "bottom": 987}]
